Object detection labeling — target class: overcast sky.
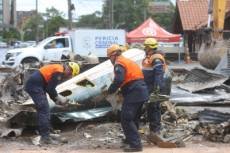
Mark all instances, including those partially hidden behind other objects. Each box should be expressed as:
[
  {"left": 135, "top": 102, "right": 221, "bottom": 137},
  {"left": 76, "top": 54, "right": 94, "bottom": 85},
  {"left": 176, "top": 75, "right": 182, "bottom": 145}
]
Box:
[
  {"left": 16, "top": 0, "right": 104, "bottom": 19},
  {"left": 16, "top": 0, "right": 176, "bottom": 19}
]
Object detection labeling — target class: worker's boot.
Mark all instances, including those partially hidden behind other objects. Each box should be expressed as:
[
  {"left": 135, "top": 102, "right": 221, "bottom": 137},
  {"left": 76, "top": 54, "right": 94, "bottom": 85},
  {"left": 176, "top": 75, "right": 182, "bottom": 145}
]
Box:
[
  {"left": 50, "top": 133, "right": 68, "bottom": 143},
  {"left": 123, "top": 145, "right": 143, "bottom": 152},
  {"left": 120, "top": 138, "right": 129, "bottom": 148},
  {"left": 147, "top": 131, "right": 164, "bottom": 145},
  {"left": 40, "top": 136, "right": 59, "bottom": 145}
]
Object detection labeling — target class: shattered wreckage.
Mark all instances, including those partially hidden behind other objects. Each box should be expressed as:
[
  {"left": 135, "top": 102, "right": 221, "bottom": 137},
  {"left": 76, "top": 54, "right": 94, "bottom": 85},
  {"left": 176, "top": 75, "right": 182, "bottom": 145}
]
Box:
[{"left": 0, "top": 48, "right": 230, "bottom": 147}]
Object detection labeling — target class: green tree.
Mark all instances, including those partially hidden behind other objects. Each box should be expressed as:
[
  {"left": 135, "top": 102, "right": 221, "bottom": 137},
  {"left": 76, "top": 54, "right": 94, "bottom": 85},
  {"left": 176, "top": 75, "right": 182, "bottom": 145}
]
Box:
[
  {"left": 76, "top": 11, "right": 103, "bottom": 28},
  {"left": 23, "top": 7, "right": 67, "bottom": 40},
  {"left": 45, "top": 16, "right": 66, "bottom": 36},
  {"left": 23, "top": 14, "right": 43, "bottom": 41},
  {"left": 102, "top": 0, "right": 151, "bottom": 31},
  {"left": 150, "top": 2, "right": 175, "bottom": 31},
  {"left": 42, "top": 7, "right": 67, "bottom": 36},
  {"left": 43, "top": 7, "right": 65, "bottom": 20},
  {"left": 102, "top": 0, "right": 175, "bottom": 31},
  {"left": 1, "top": 27, "right": 20, "bottom": 43},
  {"left": 74, "top": 0, "right": 175, "bottom": 31}
]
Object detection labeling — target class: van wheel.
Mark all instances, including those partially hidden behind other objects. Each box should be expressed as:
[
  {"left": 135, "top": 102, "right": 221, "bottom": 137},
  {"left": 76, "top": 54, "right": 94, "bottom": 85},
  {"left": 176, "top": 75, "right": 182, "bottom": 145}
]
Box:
[{"left": 21, "top": 58, "right": 40, "bottom": 69}]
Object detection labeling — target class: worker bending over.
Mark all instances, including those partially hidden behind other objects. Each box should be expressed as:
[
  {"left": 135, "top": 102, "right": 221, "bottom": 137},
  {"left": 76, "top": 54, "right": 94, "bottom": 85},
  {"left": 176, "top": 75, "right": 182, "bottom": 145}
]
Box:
[
  {"left": 107, "top": 44, "right": 149, "bottom": 152},
  {"left": 25, "top": 62, "right": 80, "bottom": 145}
]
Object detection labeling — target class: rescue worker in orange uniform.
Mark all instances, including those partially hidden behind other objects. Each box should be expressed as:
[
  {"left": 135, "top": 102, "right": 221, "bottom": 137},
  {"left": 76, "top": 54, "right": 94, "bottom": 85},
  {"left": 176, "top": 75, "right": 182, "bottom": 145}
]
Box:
[
  {"left": 107, "top": 44, "right": 149, "bottom": 152},
  {"left": 142, "top": 38, "right": 166, "bottom": 144},
  {"left": 25, "top": 62, "right": 80, "bottom": 144}
]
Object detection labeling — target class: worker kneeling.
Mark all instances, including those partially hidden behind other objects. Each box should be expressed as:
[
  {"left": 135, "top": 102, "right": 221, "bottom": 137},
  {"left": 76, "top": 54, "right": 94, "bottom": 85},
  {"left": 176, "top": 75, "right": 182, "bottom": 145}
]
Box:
[
  {"left": 106, "top": 44, "right": 149, "bottom": 152},
  {"left": 24, "top": 62, "right": 80, "bottom": 145}
]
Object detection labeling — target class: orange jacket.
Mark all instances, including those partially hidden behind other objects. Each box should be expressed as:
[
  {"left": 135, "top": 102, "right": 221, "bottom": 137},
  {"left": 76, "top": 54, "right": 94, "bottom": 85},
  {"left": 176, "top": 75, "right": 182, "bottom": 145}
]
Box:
[
  {"left": 115, "top": 56, "right": 144, "bottom": 87},
  {"left": 39, "top": 64, "right": 64, "bottom": 83},
  {"left": 142, "top": 53, "right": 166, "bottom": 71}
]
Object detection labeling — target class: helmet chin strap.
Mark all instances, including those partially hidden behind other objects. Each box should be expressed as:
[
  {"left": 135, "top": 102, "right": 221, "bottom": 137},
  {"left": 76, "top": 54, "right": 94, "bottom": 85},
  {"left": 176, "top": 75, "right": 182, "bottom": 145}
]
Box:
[
  {"left": 146, "top": 49, "right": 154, "bottom": 56},
  {"left": 64, "top": 65, "right": 72, "bottom": 77}
]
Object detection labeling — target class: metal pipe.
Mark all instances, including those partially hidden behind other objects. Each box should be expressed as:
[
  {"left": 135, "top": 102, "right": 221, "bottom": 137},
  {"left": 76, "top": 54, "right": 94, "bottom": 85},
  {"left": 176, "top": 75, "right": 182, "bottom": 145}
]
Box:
[{"left": 207, "top": 0, "right": 213, "bottom": 28}]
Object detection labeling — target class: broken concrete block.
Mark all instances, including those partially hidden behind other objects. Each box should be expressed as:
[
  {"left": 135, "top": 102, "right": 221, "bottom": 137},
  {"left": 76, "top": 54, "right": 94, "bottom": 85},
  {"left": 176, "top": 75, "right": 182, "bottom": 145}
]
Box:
[{"left": 83, "top": 132, "right": 92, "bottom": 139}]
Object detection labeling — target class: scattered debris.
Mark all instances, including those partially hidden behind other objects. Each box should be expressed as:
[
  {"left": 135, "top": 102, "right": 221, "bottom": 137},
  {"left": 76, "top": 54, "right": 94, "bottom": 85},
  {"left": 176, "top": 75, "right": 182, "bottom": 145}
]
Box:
[
  {"left": 83, "top": 132, "right": 92, "bottom": 139},
  {"left": 177, "top": 68, "right": 229, "bottom": 92},
  {"left": 0, "top": 66, "right": 28, "bottom": 104},
  {"left": 198, "top": 109, "right": 230, "bottom": 124},
  {"left": 170, "top": 85, "right": 230, "bottom": 106},
  {"left": 0, "top": 128, "right": 23, "bottom": 138},
  {"left": 31, "top": 136, "right": 41, "bottom": 146},
  {"left": 1, "top": 55, "right": 230, "bottom": 149},
  {"left": 195, "top": 109, "right": 230, "bottom": 143},
  {"left": 157, "top": 141, "right": 178, "bottom": 148}
]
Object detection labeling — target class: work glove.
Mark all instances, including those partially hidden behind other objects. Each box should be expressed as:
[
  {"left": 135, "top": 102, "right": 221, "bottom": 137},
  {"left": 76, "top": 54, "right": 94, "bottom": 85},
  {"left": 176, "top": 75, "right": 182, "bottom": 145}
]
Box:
[
  {"left": 153, "top": 85, "right": 160, "bottom": 95},
  {"left": 102, "top": 90, "right": 109, "bottom": 97},
  {"left": 55, "top": 94, "right": 69, "bottom": 106},
  {"left": 101, "top": 85, "right": 109, "bottom": 96},
  {"left": 149, "top": 86, "right": 169, "bottom": 103},
  {"left": 149, "top": 92, "right": 170, "bottom": 103}
]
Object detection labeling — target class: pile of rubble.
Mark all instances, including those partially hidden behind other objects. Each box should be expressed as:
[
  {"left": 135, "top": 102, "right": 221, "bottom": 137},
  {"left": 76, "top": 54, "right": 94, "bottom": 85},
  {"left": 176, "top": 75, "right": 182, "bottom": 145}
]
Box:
[
  {"left": 0, "top": 64, "right": 230, "bottom": 148},
  {"left": 196, "top": 109, "right": 230, "bottom": 143},
  {"left": 0, "top": 66, "right": 28, "bottom": 104}
]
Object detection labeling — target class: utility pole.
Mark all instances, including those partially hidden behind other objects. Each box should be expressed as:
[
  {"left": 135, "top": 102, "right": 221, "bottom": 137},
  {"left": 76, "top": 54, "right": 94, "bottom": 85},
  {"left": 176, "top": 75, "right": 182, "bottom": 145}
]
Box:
[
  {"left": 143, "top": 8, "right": 147, "bottom": 21},
  {"left": 35, "top": 0, "right": 39, "bottom": 43},
  {"left": 10, "top": 0, "right": 16, "bottom": 27},
  {"left": 68, "top": 0, "right": 72, "bottom": 30},
  {"left": 111, "top": 0, "right": 113, "bottom": 29},
  {"left": 108, "top": 0, "right": 113, "bottom": 29}
]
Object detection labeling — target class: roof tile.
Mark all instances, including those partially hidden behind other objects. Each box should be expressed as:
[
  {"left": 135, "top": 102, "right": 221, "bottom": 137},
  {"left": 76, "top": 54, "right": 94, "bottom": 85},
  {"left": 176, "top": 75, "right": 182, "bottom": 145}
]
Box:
[{"left": 177, "top": 0, "right": 230, "bottom": 30}]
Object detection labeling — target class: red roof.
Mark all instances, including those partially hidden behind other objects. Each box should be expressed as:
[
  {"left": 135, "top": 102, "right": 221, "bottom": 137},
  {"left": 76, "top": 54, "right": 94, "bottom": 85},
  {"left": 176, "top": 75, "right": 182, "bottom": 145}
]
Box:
[
  {"left": 177, "top": 0, "right": 230, "bottom": 31},
  {"left": 126, "top": 18, "right": 181, "bottom": 43}
]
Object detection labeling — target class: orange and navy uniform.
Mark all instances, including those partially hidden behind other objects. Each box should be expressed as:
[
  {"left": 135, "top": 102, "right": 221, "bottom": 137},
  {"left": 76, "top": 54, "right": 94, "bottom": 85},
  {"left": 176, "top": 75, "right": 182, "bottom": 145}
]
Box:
[
  {"left": 24, "top": 64, "right": 65, "bottom": 138},
  {"left": 39, "top": 64, "right": 64, "bottom": 83},
  {"left": 25, "top": 64, "right": 65, "bottom": 101},
  {"left": 108, "top": 55, "right": 149, "bottom": 148},
  {"left": 108, "top": 55, "right": 148, "bottom": 103},
  {"left": 116, "top": 56, "right": 144, "bottom": 87},
  {"left": 142, "top": 52, "right": 166, "bottom": 93}
]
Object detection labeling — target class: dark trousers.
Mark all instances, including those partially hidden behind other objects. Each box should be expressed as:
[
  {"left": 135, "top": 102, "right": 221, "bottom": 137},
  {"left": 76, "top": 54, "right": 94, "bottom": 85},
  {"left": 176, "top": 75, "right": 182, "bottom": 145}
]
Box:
[
  {"left": 26, "top": 87, "right": 50, "bottom": 138},
  {"left": 121, "top": 101, "right": 144, "bottom": 148},
  {"left": 147, "top": 101, "right": 161, "bottom": 132}
]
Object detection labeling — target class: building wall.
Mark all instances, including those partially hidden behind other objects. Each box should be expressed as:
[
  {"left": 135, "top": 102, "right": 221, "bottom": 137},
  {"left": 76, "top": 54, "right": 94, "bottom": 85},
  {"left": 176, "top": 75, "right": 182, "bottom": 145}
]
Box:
[
  {"left": 3, "top": 0, "right": 10, "bottom": 25},
  {"left": 0, "top": 0, "right": 3, "bottom": 25},
  {"left": 16, "top": 11, "right": 36, "bottom": 29},
  {"left": 0, "top": 0, "right": 16, "bottom": 28}
]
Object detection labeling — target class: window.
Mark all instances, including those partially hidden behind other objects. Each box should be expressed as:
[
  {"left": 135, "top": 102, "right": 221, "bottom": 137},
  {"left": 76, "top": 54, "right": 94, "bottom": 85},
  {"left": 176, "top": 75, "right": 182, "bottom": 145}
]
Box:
[
  {"left": 45, "top": 38, "right": 69, "bottom": 49},
  {"left": 56, "top": 38, "right": 69, "bottom": 48},
  {"left": 76, "top": 78, "right": 95, "bottom": 87}
]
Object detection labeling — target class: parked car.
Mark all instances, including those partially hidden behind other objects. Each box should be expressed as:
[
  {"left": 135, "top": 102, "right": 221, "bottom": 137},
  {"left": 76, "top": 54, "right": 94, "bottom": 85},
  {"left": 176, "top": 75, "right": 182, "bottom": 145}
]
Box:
[
  {"left": 25, "top": 41, "right": 36, "bottom": 47},
  {"left": 13, "top": 41, "right": 32, "bottom": 48},
  {"left": 0, "top": 41, "right": 7, "bottom": 48}
]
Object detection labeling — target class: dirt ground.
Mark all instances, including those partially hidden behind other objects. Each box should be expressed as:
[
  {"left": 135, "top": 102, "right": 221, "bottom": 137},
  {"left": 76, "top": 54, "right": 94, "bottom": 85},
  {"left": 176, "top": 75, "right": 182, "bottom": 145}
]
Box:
[
  {"left": 0, "top": 122, "right": 229, "bottom": 153},
  {"left": 1, "top": 137, "right": 229, "bottom": 153}
]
